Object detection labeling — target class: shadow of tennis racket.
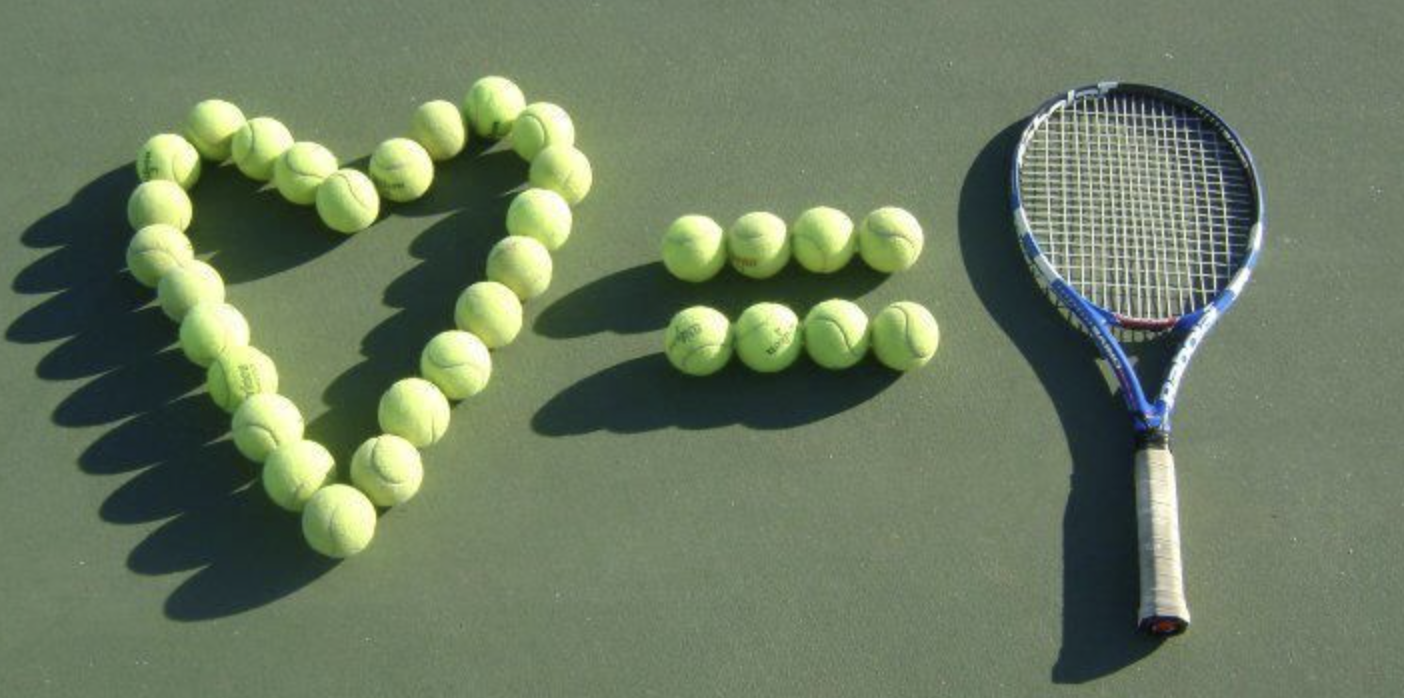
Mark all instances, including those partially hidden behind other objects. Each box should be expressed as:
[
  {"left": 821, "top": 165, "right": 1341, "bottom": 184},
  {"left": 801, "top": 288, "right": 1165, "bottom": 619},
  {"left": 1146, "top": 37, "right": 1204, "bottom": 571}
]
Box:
[{"left": 957, "top": 122, "right": 1165, "bottom": 682}]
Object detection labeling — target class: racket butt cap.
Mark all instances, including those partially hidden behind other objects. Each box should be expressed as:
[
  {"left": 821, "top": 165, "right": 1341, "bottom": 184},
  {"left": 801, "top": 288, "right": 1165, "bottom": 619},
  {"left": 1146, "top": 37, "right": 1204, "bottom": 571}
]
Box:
[{"left": 1139, "top": 615, "right": 1189, "bottom": 637}]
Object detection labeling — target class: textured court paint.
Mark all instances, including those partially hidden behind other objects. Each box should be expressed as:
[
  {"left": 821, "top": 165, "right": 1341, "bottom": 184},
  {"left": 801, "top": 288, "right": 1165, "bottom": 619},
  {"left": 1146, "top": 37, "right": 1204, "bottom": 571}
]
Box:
[{"left": 0, "top": 1, "right": 1402, "bottom": 697}]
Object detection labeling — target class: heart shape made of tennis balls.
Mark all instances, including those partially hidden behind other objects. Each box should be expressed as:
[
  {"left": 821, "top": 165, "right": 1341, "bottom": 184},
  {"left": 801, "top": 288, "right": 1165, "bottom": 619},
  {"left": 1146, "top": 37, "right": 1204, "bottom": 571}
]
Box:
[{"left": 125, "top": 76, "right": 593, "bottom": 560}]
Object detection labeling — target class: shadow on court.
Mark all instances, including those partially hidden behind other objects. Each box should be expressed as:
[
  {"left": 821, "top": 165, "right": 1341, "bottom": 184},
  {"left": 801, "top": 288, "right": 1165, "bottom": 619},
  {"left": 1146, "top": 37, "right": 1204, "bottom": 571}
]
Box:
[
  {"left": 5, "top": 141, "right": 526, "bottom": 621},
  {"left": 531, "top": 254, "right": 899, "bottom": 435},
  {"left": 534, "top": 354, "right": 900, "bottom": 434},
  {"left": 957, "top": 122, "right": 1167, "bottom": 681}
]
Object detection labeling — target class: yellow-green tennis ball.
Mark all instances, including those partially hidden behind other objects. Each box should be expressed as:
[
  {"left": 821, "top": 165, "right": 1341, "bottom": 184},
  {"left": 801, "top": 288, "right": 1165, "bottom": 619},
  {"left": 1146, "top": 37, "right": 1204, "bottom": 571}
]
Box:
[
  {"left": 803, "top": 299, "right": 870, "bottom": 370},
  {"left": 463, "top": 76, "right": 526, "bottom": 139},
  {"left": 207, "top": 345, "right": 278, "bottom": 413},
  {"left": 528, "top": 145, "right": 593, "bottom": 205},
  {"left": 409, "top": 100, "right": 467, "bottom": 161},
  {"left": 871, "top": 301, "right": 940, "bottom": 371},
  {"left": 231, "top": 393, "right": 305, "bottom": 463},
  {"left": 661, "top": 215, "right": 726, "bottom": 283},
  {"left": 230, "top": 116, "right": 294, "bottom": 182},
  {"left": 349, "top": 434, "right": 424, "bottom": 507},
  {"left": 421, "top": 330, "right": 492, "bottom": 400},
  {"left": 126, "top": 224, "right": 194, "bottom": 287},
  {"left": 263, "top": 440, "right": 335, "bottom": 512},
  {"left": 454, "top": 281, "right": 523, "bottom": 349},
  {"left": 302, "top": 484, "right": 377, "bottom": 558},
  {"left": 664, "top": 306, "right": 733, "bottom": 376},
  {"left": 792, "top": 206, "right": 855, "bottom": 273},
  {"left": 734, "top": 303, "right": 802, "bottom": 372},
  {"left": 726, "top": 212, "right": 790, "bottom": 279},
  {"left": 378, "top": 377, "right": 450, "bottom": 448},
  {"left": 368, "top": 138, "right": 434, "bottom": 203},
  {"left": 128, "top": 180, "right": 192, "bottom": 232},
  {"left": 136, "top": 134, "right": 202, "bottom": 190},
  {"left": 157, "top": 260, "right": 225, "bottom": 322},
  {"left": 512, "top": 102, "right": 575, "bottom": 161},
  {"left": 486, "top": 236, "right": 553, "bottom": 300},
  {"left": 858, "top": 207, "right": 924, "bottom": 273},
  {"left": 506, "top": 188, "right": 572, "bottom": 251},
  {"left": 183, "top": 99, "right": 246, "bottom": 162},
  {"left": 274, "top": 142, "right": 338, "bottom": 205},
  {"left": 316, "top": 168, "right": 380, "bottom": 234},
  {"left": 178, "top": 302, "right": 250, "bottom": 367}
]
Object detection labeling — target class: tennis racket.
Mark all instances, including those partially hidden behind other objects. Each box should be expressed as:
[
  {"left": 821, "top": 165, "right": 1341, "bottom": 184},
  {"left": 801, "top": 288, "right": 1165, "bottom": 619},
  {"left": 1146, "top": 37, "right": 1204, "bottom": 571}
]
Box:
[{"left": 1010, "top": 82, "right": 1265, "bottom": 636}]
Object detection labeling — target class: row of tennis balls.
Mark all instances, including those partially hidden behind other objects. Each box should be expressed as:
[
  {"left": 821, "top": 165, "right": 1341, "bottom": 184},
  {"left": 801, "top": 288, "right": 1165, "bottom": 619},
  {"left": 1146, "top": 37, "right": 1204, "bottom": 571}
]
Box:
[
  {"left": 131, "top": 75, "right": 592, "bottom": 234},
  {"left": 665, "top": 300, "right": 940, "bottom": 376},
  {"left": 660, "top": 206, "right": 924, "bottom": 282}
]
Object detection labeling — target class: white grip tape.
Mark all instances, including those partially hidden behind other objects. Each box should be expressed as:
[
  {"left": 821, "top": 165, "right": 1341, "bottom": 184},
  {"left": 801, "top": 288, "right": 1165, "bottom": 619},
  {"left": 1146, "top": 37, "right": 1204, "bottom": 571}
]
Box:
[{"left": 1135, "top": 444, "right": 1191, "bottom": 630}]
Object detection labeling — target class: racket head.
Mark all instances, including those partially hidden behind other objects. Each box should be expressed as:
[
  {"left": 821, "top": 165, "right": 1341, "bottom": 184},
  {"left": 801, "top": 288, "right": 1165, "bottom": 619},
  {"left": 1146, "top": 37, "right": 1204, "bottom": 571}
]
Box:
[{"left": 1011, "top": 83, "right": 1265, "bottom": 333}]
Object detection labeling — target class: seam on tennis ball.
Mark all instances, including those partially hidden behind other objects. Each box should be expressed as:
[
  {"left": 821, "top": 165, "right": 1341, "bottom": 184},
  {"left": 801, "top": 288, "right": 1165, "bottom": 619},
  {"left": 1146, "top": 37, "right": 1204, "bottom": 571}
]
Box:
[
  {"left": 681, "top": 343, "right": 724, "bottom": 370},
  {"left": 431, "top": 402, "right": 446, "bottom": 443},
  {"left": 324, "top": 500, "right": 349, "bottom": 548},
  {"left": 346, "top": 176, "right": 376, "bottom": 210},
  {"left": 894, "top": 307, "right": 928, "bottom": 357},
  {"left": 245, "top": 424, "right": 276, "bottom": 448},
  {"left": 870, "top": 228, "right": 918, "bottom": 249},
  {"left": 812, "top": 317, "right": 863, "bottom": 355},
  {"left": 369, "top": 439, "right": 408, "bottom": 485}
]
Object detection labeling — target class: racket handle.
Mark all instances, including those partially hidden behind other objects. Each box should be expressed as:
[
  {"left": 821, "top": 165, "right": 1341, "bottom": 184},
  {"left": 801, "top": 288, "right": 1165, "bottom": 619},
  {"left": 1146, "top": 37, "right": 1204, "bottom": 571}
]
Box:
[{"left": 1134, "top": 436, "right": 1190, "bottom": 636}]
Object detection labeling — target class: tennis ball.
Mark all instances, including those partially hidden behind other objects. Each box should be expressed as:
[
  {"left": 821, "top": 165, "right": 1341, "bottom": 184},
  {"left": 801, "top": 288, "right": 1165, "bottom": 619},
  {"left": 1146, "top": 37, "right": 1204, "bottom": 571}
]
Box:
[
  {"left": 409, "top": 99, "right": 467, "bottom": 161},
  {"left": 136, "top": 134, "right": 201, "bottom": 190},
  {"left": 734, "top": 303, "right": 802, "bottom": 372},
  {"left": 230, "top": 116, "right": 294, "bottom": 181},
  {"left": 157, "top": 260, "right": 225, "bottom": 322},
  {"left": 274, "top": 142, "right": 338, "bottom": 205},
  {"left": 726, "top": 212, "right": 790, "bottom": 279},
  {"left": 126, "top": 224, "right": 194, "bottom": 287},
  {"left": 231, "top": 393, "right": 305, "bottom": 463},
  {"left": 506, "top": 188, "right": 572, "bottom": 251},
  {"left": 512, "top": 102, "right": 575, "bottom": 161},
  {"left": 528, "top": 145, "right": 593, "bottom": 205},
  {"left": 664, "top": 306, "right": 733, "bottom": 377},
  {"left": 660, "top": 215, "right": 726, "bottom": 283},
  {"left": 349, "top": 434, "right": 424, "bottom": 507},
  {"left": 871, "top": 301, "right": 940, "bottom": 371},
  {"left": 207, "top": 345, "right": 278, "bottom": 413},
  {"left": 378, "top": 377, "right": 450, "bottom": 448},
  {"left": 486, "top": 236, "right": 553, "bottom": 300},
  {"left": 420, "top": 330, "right": 492, "bottom": 400},
  {"left": 791, "top": 206, "right": 855, "bottom": 273},
  {"left": 463, "top": 76, "right": 526, "bottom": 139},
  {"left": 316, "top": 168, "right": 380, "bottom": 234},
  {"left": 302, "top": 484, "right": 377, "bottom": 558},
  {"left": 803, "top": 299, "right": 870, "bottom": 370},
  {"left": 454, "top": 281, "right": 523, "bottom": 349},
  {"left": 263, "top": 440, "right": 335, "bottom": 512},
  {"left": 369, "top": 137, "right": 434, "bottom": 203},
  {"left": 858, "top": 207, "right": 924, "bottom": 273},
  {"left": 183, "top": 99, "right": 246, "bottom": 162},
  {"left": 128, "top": 180, "right": 192, "bottom": 232},
  {"left": 178, "top": 302, "right": 250, "bottom": 367}
]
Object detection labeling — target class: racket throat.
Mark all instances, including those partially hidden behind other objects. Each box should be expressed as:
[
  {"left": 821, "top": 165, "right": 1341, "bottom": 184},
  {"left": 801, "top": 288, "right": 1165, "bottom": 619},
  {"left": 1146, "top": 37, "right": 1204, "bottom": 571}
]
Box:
[{"left": 1135, "top": 428, "right": 1170, "bottom": 450}]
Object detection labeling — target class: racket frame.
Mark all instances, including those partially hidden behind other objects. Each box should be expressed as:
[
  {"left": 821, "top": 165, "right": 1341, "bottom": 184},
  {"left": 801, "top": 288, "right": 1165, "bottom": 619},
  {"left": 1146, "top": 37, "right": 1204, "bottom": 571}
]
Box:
[{"left": 1011, "top": 81, "right": 1265, "bottom": 434}]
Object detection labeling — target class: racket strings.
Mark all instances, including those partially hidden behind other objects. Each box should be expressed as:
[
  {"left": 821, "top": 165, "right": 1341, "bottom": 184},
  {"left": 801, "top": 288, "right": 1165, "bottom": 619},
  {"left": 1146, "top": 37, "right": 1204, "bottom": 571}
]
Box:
[{"left": 1020, "top": 92, "right": 1254, "bottom": 322}]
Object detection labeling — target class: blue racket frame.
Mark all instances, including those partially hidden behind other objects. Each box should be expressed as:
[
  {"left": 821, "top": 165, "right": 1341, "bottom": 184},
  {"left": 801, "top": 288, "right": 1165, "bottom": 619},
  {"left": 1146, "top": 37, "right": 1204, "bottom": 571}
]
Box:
[{"left": 1010, "top": 82, "right": 1266, "bottom": 437}]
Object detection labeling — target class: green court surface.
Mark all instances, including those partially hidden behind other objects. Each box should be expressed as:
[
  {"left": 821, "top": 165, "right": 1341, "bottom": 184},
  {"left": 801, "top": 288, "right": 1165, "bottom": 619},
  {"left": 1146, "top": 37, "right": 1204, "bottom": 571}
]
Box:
[{"left": 2, "top": 1, "right": 1401, "bottom": 695}]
